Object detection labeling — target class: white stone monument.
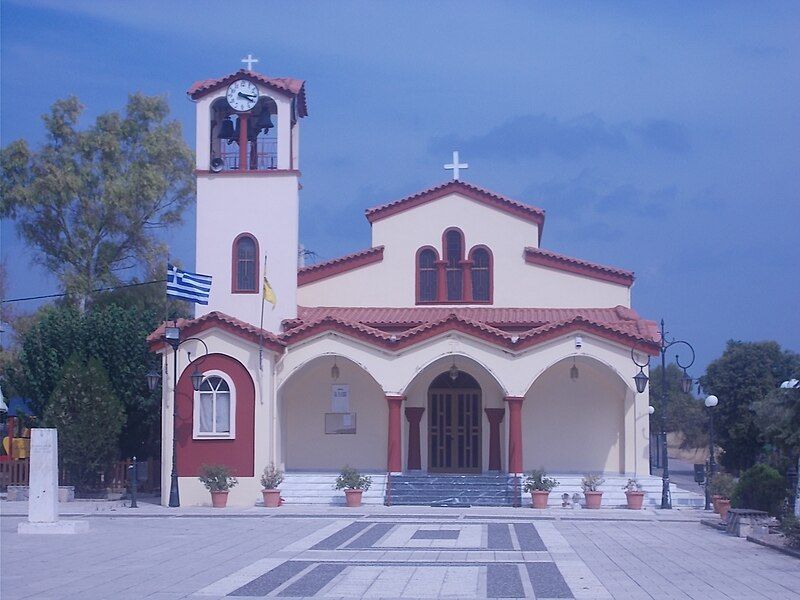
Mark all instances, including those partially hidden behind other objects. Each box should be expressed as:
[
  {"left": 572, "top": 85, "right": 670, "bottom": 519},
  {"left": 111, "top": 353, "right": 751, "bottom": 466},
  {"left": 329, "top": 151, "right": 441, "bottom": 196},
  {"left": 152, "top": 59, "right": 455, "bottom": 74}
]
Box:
[{"left": 17, "top": 428, "right": 88, "bottom": 534}]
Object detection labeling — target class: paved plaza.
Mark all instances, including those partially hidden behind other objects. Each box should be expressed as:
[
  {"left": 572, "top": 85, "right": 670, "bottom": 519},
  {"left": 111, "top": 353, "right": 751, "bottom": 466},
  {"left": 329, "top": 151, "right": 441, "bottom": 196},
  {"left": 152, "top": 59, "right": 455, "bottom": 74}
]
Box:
[{"left": 1, "top": 504, "right": 799, "bottom": 599}]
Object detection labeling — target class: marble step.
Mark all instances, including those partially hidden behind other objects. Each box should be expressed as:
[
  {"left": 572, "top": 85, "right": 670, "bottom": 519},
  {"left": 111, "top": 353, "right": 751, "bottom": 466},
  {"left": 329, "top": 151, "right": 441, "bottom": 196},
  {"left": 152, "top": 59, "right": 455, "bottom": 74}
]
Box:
[{"left": 278, "top": 473, "right": 387, "bottom": 505}]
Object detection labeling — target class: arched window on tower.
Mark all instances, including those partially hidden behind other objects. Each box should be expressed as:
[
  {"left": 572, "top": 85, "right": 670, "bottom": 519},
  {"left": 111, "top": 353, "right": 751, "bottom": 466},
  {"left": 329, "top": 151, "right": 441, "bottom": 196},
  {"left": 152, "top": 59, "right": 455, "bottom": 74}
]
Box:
[
  {"left": 417, "top": 247, "right": 439, "bottom": 302},
  {"left": 232, "top": 234, "right": 259, "bottom": 293},
  {"left": 470, "top": 247, "right": 492, "bottom": 302},
  {"left": 444, "top": 229, "right": 464, "bottom": 301}
]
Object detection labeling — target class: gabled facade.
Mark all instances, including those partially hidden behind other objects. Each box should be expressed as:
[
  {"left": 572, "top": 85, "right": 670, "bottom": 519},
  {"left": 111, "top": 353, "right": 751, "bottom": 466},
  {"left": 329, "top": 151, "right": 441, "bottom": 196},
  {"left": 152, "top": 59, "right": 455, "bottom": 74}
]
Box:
[{"left": 151, "top": 68, "right": 658, "bottom": 507}]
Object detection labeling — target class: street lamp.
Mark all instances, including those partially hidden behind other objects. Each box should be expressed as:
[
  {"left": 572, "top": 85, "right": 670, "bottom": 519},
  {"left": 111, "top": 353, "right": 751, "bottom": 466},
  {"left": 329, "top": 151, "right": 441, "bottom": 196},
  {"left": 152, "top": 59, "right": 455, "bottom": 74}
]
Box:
[
  {"left": 146, "top": 326, "right": 208, "bottom": 507},
  {"left": 631, "top": 319, "right": 696, "bottom": 509},
  {"left": 704, "top": 394, "right": 719, "bottom": 511}
]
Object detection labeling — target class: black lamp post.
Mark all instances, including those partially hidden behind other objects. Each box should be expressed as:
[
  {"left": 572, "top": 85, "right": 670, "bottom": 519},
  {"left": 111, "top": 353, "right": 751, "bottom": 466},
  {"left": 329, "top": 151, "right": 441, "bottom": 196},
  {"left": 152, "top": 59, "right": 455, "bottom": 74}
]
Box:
[
  {"left": 631, "top": 319, "right": 696, "bottom": 509},
  {"left": 703, "top": 394, "right": 719, "bottom": 510},
  {"left": 146, "top": 325, "right": 208, "bottom": 508}
]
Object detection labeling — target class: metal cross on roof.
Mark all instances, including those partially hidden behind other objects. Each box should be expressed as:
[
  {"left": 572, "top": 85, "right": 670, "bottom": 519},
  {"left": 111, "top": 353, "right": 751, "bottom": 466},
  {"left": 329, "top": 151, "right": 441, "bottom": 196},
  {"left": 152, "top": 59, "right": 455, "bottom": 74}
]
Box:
[
  {"left": 241, "top": 54, "right": 259, "bottom": 71},
  {"left": 444, "top": 151, "right": 468, "bottom": 181}
]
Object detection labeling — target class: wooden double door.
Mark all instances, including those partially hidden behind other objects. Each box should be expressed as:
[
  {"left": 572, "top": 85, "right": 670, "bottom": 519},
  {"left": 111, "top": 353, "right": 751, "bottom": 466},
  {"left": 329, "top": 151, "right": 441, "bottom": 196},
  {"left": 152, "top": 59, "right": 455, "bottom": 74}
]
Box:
[{"left": 428, "top": 387, "right": 482, "bottom": 473}]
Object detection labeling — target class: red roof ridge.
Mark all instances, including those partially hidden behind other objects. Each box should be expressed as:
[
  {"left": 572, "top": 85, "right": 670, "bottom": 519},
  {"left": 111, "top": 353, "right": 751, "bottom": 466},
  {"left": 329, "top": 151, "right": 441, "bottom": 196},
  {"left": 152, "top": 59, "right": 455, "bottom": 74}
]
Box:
[
  {"left": 297, "top": 246, "right": 385, "bottom": 286},
  {"left": 148, "top": 311, "right": 285, "bottom": 352},
  {"left": 364, "top": 181, "right": 545, "bottom": 239},
  {"left": 524, "top": 246, "right": 634, "bottom": 287},
  {"left": 187, "top": 69, "right": 308, "bottom": 117}
]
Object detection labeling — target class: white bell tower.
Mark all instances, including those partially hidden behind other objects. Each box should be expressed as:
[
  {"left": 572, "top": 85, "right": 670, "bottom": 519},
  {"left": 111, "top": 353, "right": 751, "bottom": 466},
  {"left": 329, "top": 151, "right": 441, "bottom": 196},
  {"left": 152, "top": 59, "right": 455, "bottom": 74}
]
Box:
[{"left": 188, "top": 64, "right": 307, "bottom": 332}]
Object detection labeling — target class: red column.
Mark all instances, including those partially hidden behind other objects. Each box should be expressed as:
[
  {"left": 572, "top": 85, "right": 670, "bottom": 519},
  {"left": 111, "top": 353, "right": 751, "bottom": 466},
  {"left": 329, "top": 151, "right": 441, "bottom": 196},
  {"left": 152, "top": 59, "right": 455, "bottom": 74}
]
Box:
[
  {"left": 238, "top": 115, "right": 249, "bottom": 170},
  {"left": 405, "top": 407, "right": 425, "bottom": 470},
  {"left": 435, "top": 260, "right": 447, "bottom": 301},
  {"left": 484, "top": 408, "right": 505, "bottom": 471},
  {"left": 460, "top": 260, "right": 473, "bottom": 301},
  {"left": 505, "top": 396, "right": 524, "bottom": 474},
  {"left": 386, "top": 395, "right": 404, "bottom": 473}
]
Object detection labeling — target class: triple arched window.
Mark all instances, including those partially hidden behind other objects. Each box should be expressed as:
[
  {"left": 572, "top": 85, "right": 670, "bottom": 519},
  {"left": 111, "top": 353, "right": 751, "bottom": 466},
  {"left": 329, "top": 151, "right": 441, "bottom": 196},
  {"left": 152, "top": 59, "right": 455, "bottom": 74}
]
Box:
[
  {"left": 232, "top": 233, "right": 259, "bottom": 293},
  {"left": 415, "top": 229, "right": 493, "bottom": 304}
]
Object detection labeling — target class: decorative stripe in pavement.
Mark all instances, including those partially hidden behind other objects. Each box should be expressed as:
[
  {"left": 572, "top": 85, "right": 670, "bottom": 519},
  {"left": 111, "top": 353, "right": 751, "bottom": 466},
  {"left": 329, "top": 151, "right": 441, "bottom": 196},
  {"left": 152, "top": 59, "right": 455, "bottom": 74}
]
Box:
[
  {"left": 277, "top": 563, "right": 347, "bottom": 597},
  {"left": 310, "top": 521, "right": 370, "bottom": 549},
  {"left": 514, "top": 522, "right": 547, "bottom": 550}
]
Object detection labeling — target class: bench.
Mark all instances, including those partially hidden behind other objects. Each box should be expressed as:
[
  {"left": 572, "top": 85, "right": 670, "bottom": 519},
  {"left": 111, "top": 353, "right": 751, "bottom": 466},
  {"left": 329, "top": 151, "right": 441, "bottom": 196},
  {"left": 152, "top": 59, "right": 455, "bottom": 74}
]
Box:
[{"left": 725, "top": 509, "right": 772, "bottom": 538}]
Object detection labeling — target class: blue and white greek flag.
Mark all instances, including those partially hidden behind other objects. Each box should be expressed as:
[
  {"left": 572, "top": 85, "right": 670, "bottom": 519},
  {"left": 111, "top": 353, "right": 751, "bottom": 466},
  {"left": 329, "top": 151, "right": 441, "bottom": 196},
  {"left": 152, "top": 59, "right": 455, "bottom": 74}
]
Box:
[{"left": 166, "top": 263, "right": 212, "bottom": 305}]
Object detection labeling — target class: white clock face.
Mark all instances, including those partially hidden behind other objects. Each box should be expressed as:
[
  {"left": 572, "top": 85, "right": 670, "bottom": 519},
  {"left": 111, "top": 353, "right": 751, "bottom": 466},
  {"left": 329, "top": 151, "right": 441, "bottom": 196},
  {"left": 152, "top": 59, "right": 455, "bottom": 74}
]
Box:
[{"left": 226, "top": 79, "right": 259, "bottom": 112}]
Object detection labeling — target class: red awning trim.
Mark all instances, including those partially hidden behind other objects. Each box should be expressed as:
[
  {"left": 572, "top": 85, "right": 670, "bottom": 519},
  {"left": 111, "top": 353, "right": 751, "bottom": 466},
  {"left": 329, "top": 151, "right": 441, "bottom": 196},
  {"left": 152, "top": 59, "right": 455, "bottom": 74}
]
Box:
[{"left": 524, "top": 247, "right": 634, "bottom": 287}]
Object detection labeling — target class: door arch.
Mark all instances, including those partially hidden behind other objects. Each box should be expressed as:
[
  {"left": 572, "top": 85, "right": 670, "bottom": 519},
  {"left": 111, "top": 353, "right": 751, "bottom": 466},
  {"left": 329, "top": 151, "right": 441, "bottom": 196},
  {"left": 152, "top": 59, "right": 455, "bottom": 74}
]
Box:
[{"left": 428, "top": 372, "right": 482, "bottom": 473}]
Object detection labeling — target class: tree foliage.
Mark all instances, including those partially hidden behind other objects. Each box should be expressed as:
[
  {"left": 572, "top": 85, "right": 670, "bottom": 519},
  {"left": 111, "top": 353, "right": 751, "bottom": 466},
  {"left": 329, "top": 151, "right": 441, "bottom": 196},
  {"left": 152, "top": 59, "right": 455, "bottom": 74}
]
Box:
[
  {"left": 648, "top": 364, "right": 706, "bottom": 448},
  {"left": 0, "top": 94, "right": 194, "bottom": 310},
  {"left": 13, "top": 302, "right": 162, "bottom": 458},
  {"left": 44, "top": 354, "right": 125, "bottom": 491},
  {"left": 751, "top": 387, "right": 800, "bottom": 464},
  {"left": 700, "top": 340, "right": 800, "bottom": 472}
]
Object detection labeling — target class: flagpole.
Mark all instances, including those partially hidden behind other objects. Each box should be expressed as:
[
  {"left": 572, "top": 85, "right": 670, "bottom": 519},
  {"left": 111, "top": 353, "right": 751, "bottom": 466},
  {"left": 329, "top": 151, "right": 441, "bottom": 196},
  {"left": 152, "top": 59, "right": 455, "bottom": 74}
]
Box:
[{"left": 258, "top": 253, "right": 267, "bottom": 370}]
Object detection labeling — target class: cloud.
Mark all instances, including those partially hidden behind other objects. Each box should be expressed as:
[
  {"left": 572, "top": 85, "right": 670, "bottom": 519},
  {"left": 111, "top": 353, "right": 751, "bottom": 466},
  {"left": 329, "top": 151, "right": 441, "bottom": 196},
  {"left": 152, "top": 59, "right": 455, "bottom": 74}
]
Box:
[{"left": 432, "top": 113, "right": 690, "bottom": 161}]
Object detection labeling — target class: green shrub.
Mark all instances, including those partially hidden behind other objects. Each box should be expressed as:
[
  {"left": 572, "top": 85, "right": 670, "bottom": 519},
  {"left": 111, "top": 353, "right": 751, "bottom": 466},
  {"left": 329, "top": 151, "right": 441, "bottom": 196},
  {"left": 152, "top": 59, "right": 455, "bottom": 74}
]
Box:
[
  {"left": 260, "top": 462, "right": 284, "bottom": 489},
  {"left": 732, "top": 464, "right": 786, "bottom": 516},
  {"left": 523, "top": 469, "right": 559, "bottom": 493},
  {"left": 581, "top": 473, "right": 605, "bottom": 492},
  {"left": 198, "top": 464, "right": 238, "bottom": 492},
  {"left": 709, "top": 472, "right": 737, "bottom": 499},
  {"left": 334, "top": 466, "right": 371, "bottom": 491},
  {"left": 780, "top": 514, "right": 800, "bottom": 549}
]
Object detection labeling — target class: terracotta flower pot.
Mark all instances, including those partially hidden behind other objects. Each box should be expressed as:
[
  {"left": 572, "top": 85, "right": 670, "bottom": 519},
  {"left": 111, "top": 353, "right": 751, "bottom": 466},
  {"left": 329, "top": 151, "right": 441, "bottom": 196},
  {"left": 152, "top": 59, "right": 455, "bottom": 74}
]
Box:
[
  {"left": 711, "top": 495, "right": 722, "bottom": 514},
  {"left": 584, "top": 491, "right": 603, "bottom": 509},
  {"left": 210, "top": 490, "right": 229, "bottom": 508},
  {"left": 344, "top": 489, "right": 363, "bottom": 507},
  {"left": 531, "top": 490, "right": 550, "bottom": 509},
  {"left": 262, "top": 489, "right": 281, "bottom": 508},
  {"left": 625, "top": 491, "right": 645, "bottom": 510},
  {"left": 717, "top": 498, "right": 731, "bottom": 521}
]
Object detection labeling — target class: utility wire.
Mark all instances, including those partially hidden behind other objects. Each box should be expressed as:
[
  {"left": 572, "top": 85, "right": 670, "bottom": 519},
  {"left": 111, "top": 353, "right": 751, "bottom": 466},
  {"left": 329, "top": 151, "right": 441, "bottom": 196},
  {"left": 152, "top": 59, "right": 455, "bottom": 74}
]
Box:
[{"left": 1, "top": 279, "right": 166, "bottom": 304}]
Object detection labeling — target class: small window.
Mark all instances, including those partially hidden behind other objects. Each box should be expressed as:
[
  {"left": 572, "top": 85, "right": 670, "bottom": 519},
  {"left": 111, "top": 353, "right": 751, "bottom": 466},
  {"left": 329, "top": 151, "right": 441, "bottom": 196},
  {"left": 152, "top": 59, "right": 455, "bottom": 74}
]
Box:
[
  {"left": 194, "top": 374, "right": 235, "bottom": 438},
  {"left": 233, "top": 234, "right": 258, "bottom": 292},
  {"left": 418, "top": 248, "right": 438, "bottom": 302},
  {"left": 471, "top": 248, "right": 491, "bottom": 302},
  {"left": 444, "top": 230, "right": 463, "bottom": 301}
]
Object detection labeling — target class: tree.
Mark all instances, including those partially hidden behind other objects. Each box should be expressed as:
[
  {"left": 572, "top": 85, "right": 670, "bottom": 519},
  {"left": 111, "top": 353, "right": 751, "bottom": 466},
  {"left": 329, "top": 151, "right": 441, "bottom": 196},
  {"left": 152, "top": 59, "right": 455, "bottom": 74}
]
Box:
[
  {"left": 13, "top": 302, "right": 163, "bottom": 458},
  {"left": 1, "top": 94, "right": 194, "bottom": 311},
  {"left": 700, "top": 341, "right": 800, "bottom": 472},
  {"left": 44, "top": 354, "right": 125, "bottom": 491},
  {"left": 648, "top": 364, "right": 706, "bottom": 449},
  {"left": 751, "top": 387, "right": 800, "bottom": 467}
]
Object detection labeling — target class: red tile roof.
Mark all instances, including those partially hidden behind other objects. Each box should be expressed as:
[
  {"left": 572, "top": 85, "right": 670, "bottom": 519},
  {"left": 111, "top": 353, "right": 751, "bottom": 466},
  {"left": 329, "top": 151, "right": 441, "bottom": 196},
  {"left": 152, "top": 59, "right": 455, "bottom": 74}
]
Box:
[
  {"left": 297, "top": 246, "right": 384, "bottom": 286},
  {"left": 187, "top": 69, "right": 308, "bottom": 117},
  {"left": 524, "top": 247, "right": 634, "bottom": 287},
  {"left": 364, "top": 181, "right": 545, "bottom": 240},
  {"left": 147, "top": 311, "right": 285, "bottom": 353}
]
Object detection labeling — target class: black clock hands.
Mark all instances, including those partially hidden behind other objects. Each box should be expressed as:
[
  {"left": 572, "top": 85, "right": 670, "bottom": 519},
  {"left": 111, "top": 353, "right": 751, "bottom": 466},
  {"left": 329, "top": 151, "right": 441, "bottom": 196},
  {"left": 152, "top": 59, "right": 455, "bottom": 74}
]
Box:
[{"left": 238, "top": 92, "right": 257, "bottom": 101}]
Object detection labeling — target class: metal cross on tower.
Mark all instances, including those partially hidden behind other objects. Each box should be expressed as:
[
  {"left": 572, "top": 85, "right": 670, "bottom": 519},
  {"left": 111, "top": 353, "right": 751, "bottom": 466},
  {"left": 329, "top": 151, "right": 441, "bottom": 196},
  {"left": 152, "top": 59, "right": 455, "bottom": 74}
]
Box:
[
  {"left": 444, "top": 151, "right": 469, "bottom": 181},
  {"left": 241, "top": 54, "right": 259, "bottom": 71}
]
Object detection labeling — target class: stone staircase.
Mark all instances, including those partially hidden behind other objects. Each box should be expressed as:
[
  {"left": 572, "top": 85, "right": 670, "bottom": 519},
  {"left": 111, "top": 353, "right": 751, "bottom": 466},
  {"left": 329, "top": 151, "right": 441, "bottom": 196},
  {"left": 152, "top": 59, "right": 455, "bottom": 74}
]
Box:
[
  {"left": 386, "top": 474, "right": 523, "bottom": 507},
  {"left": 279, "top": 472, "right": 388, "bottom": 505}
]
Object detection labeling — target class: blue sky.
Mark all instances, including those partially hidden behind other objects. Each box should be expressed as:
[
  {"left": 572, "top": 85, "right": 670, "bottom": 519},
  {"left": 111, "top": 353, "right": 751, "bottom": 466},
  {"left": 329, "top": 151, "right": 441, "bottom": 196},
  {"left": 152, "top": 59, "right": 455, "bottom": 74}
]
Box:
[{"left": 2, "top": 1, "right": 799, "bottom": 373}]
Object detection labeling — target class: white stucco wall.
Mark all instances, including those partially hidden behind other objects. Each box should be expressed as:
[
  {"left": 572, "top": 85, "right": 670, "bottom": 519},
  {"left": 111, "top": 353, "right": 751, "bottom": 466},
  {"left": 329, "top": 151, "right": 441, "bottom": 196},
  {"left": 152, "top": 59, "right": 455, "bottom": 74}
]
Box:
[
  {"left": 279, "top": 357, "right": 388, "bottom": 471},
  {"left": 297, "top": 192, "right": 630, "bottom": 308}
]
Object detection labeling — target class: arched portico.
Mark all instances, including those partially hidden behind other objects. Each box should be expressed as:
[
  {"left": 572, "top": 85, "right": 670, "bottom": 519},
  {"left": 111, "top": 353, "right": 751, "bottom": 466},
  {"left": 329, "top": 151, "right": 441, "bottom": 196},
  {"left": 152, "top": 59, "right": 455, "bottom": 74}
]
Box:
[
  {"left": 277, "top": 354, "right": 388, "bottom": 471},
  {"left": 521, "top": 355, "right": 635, "bottom": 474}
]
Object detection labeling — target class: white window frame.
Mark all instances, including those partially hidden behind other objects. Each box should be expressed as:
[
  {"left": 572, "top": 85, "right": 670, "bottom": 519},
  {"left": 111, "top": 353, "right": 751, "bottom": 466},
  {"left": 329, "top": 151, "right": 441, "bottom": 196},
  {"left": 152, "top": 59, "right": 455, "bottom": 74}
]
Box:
[{"left": 192, "top": 370, "right": 237, "bottom": 440}]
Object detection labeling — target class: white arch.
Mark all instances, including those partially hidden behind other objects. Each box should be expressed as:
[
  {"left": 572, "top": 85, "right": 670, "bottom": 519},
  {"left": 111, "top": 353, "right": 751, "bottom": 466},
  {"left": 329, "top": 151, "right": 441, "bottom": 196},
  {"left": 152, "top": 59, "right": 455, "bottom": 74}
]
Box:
[
  {"left": 276, "top": 351, "right": 383, "bottom": 394},
  {"left": 399, "top": 351, "right": 510, "bottom": 397},
  {"left": 520, "top": 351, "right": 634, "bottom": 398}
]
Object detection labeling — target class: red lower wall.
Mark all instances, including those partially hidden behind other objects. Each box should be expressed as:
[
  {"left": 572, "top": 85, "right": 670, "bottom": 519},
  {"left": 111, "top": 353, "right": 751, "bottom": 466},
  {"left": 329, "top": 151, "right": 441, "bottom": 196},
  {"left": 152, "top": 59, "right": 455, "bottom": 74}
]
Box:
[{"left": 175, "top": 353, "right": 255, "bottom": 478}]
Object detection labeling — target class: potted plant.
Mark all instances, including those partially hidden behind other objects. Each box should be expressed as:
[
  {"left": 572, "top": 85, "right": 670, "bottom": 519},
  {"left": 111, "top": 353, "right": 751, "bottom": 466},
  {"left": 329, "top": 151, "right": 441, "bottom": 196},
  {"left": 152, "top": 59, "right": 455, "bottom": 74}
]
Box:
[
  {"left": 623, "top": 478, "right": 645, "bottom": 509},
  {"left": 523, "top": 469, "right": 559, "bottom": 508},
  {"left": 709, "top": 472, "right": 736, "bottom": 521},
  {"left": 198, "top": 464, "right": 238, "bottom": 508},
  {"left": 260, "top": 462, "right": 284, "bottom": 508},
  {"left": 334, "top": 465, "right": 372, "bottom": 507},
  {"left": 581, "top": 473, "right": 605, "bottom": 509}
]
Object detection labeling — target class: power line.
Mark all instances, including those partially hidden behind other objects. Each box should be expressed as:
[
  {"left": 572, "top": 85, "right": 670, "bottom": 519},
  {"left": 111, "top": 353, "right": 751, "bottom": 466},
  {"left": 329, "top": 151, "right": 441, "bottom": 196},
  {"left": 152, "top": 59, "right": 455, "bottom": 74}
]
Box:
[{"left": 1, "top": 279, "right": 166, "bottom": 304}]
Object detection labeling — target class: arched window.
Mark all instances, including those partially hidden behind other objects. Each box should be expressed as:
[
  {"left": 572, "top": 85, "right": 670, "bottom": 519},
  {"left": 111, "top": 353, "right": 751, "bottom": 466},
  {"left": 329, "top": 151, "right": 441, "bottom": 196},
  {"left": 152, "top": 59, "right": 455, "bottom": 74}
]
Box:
[
  {"left": 417, "top": 248, "right": 438, "bottom": 302},
  {"left": 232, "top": 234, "right": 258, "bottom": 293},
  {"left": 194, "top": 372, "right": 236, "bottom": 438},
  {"left": 444, "top": 229, "right": 464, "bottom": 301},
  {"left": 470, "top": 247, "right": 492, "bottom": 302}
]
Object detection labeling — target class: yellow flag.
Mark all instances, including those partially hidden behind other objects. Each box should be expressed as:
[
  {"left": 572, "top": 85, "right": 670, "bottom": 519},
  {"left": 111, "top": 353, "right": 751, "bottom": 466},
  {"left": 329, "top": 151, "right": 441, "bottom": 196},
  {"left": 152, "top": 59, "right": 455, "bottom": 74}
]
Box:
[{"left": 262, "top": 277, "right": 277, "bottom": 307}]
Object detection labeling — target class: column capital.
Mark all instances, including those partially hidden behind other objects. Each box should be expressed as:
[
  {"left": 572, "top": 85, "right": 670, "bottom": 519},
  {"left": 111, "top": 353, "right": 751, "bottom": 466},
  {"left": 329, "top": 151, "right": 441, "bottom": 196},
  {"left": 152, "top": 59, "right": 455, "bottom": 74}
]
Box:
[
  {"left": 504, "top": 396, "right": 525, "bottom": 406},
  {"left": 386, "top": 394, "right": 406, "bottom": 406},
  {"left": 405, "top": 406, "right": 425, "bottom": 423}
]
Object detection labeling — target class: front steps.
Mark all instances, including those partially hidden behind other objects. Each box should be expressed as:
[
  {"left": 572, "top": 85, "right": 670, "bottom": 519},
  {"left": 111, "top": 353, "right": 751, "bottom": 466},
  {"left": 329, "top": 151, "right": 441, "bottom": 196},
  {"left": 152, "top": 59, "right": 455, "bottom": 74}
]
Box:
[
  {"left": 279, "top": 472, "right": 387, "bottom": 505},
  {"left": 387, "top": 474, "right": 522, "bottom": 507},
  {"left": 278, "top": 472, "right": 704, "bottom": 508}
]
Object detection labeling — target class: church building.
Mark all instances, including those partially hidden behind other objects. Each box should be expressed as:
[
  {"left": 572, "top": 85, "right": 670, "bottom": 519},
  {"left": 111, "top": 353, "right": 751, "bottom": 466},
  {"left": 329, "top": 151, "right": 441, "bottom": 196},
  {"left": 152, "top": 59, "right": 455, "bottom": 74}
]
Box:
[{"left": 148, "top": 65, "right": 661, "bottom": 507}]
